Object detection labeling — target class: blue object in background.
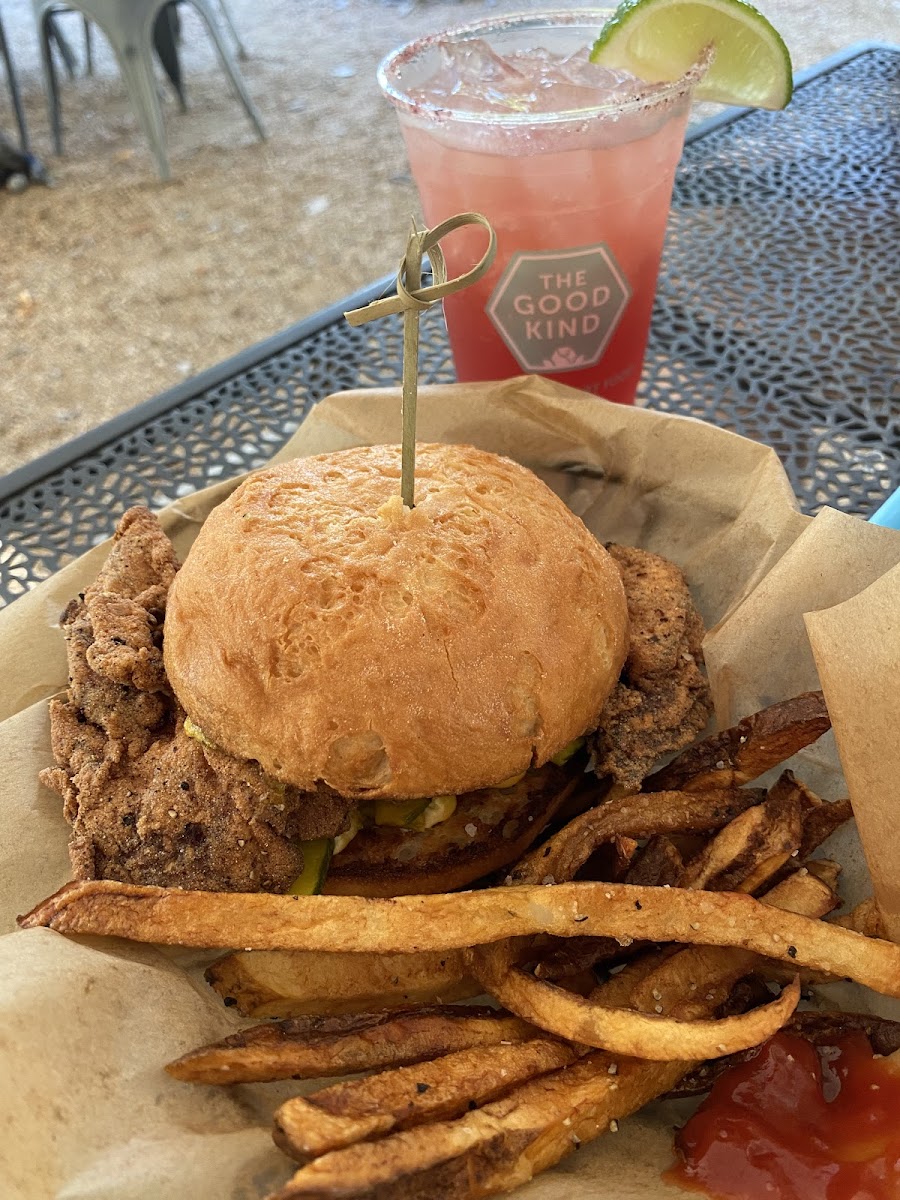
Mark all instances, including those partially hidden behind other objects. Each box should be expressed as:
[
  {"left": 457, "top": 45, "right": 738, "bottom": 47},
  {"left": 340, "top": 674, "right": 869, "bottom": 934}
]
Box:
[{"left": 869, "top": 487, "right": 900, "bottom": 529}]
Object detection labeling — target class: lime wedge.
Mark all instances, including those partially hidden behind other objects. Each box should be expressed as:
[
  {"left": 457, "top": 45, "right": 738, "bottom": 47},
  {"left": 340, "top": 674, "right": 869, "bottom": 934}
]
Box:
[{"left": 590, "top": 0, "right": 793, "bottom": 110}]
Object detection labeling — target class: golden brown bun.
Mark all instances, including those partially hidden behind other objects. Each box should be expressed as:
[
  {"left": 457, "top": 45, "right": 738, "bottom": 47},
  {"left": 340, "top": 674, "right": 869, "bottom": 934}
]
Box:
[
  {"left": 163, "top": 443, "right": 628, "bottom": 799},
  {"left": 324, "top": 763, "right": 587, "bottom": 897}
]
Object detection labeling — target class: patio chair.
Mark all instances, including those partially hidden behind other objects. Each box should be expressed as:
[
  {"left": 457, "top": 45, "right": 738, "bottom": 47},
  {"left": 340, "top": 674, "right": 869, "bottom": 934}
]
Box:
[
  {"left": 32, "top": 0, "right": 265, "bottom": 180},
  {"left": 1, "top": 2, "right": 31, "bottom": 153}
]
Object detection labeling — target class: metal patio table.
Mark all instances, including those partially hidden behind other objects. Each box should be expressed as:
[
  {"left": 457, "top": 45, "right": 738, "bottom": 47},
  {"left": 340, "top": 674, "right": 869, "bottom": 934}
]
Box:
[{"left": 1, "top": 42, "right": 897, "bottom": 608}]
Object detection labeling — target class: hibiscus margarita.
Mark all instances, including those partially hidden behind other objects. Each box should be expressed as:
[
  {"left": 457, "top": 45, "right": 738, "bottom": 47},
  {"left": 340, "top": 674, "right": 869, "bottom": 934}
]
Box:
[{"left": 379, "top": 12, "right": 706, "bottom": 404}]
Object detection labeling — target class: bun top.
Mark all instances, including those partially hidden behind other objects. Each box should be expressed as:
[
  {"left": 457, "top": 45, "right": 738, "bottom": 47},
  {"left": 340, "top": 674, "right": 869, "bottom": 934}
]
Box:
[{"left": 163, "top": 444, "right": 628, "bottom": 799}]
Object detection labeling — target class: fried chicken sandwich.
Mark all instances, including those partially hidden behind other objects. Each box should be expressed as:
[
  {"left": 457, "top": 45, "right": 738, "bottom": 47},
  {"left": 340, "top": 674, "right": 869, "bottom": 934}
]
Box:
[{"left": 41, "top": 443, "right": 712, "bottom": 898}]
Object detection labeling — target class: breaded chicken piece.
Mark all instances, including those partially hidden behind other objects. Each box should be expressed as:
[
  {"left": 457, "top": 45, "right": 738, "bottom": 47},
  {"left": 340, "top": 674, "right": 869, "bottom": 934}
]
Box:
[
  {"left": 590, "top": 545, "right": 713, "bottom": 792},
  {"left": 41, "top": 507, "right": 352, "bottom": 893}
]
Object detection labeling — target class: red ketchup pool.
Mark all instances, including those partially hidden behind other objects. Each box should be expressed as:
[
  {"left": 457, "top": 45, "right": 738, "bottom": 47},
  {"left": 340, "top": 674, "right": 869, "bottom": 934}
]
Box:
[{"left": 666, "top": 1031, "right": 900, "bottom": 1199}]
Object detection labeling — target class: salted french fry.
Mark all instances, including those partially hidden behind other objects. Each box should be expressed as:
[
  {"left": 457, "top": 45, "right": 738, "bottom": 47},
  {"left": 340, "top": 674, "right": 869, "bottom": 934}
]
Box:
[
  {"left": 165, "top": 1006, "right": 538, "bottom": 1086},
  {"left": 273, "top": 1038, "right": 576, "bottom": 1163},
  {"left": 533, "top": 786, "right": 805, "bottom": 983},
  {"left": 266, "top": 1049, "right": 689, "bottom": 1200},
  {"left": 21, "top": 878, "right": 900, "bottom": 999},
  {"left": 623, "top": 835, "right": 685, "bottom": 887},
  {"left": 469, "top": 866, "right": 841, "bottom": 1059},
  {"left": 206, "top": 948, "right": 475, "bottom": 1018},
  {"left": 679, "top": 787, "right": 803, "bottom": 893},
  {"left": 804, "top": 859, "right": 843, "bottom": 892},
  {"left": 643, "top": 691, "right": 831, "bottom": 793},
  {"left": 832, "top": 896, "right": 886, "bottom": 938},
  {"left": 623, "top": 869, "right": 839, "bottom": 1015},
  {"left": 534, "top": 835, "right": 682, "bottom": 980},
  {"left": 469, "top": 937, "right": 800, "bottom": 1059},
  {"left": 800, "top": 797, "right": 854, "bottom": 857},
  {"left": 505, "top": 787, "right": 765, "bottom": 886},
  {"left": 266, "top": 871, "right": 836, "bottom": 1200}
]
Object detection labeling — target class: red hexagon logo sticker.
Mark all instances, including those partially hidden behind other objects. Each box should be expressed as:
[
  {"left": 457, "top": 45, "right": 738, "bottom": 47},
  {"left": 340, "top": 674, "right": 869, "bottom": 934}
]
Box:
[{"left": 486, "top": 244, "right": 632, "bottom": 373}]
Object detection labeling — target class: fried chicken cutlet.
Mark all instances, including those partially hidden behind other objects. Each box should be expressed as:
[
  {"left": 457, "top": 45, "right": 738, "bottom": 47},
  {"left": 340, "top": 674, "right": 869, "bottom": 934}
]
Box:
[
  {"left": 40, "top": 508, "right": 353, "bottom": 893},
  {"left": 590, "top": 544, "right": 712, "bottom": 792}
]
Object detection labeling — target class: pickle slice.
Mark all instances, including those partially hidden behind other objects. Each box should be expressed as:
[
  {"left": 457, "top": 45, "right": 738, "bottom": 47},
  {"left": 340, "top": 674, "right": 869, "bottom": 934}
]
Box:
[
  {"left": 550, "top": 737, "right": 586, "bottom": 767},
  {"left": 374, "top": 798, "right": 432, "bottom": 828},
  {"left": 287, "top": 838, "right": 334, "bottom": 895}
]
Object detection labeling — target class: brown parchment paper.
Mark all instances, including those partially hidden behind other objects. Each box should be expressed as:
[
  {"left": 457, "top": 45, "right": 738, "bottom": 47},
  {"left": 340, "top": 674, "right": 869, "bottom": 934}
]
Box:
[{"left": 2, "top": 374, "right": 900, "bottom": 1200}]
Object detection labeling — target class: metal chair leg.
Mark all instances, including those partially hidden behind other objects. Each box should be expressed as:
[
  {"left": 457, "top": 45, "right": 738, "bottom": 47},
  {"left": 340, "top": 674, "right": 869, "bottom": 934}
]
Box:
[
  {"left": 217, "top": 0, "right": 247, "bottom": 60},
  {"left": 48, "top": 15, "right": 78, "bottom": 79},
  {"left": 189, "top": 0, "right": 264, "bottom": 139},
  {"left": 0, "top": 9, "right": 30, "bottom": 153},
  {"left": 154, "top": 3, "right": 187, "bottom": 111},
  {"left": 38, "top": 11, "right": 64, "bottom": 154},
  {"left": 112, "top": 43, "right": 171, "bottom": 179},
  {"left": 83, "top": 15, "right": 93, "bottom": 74}
]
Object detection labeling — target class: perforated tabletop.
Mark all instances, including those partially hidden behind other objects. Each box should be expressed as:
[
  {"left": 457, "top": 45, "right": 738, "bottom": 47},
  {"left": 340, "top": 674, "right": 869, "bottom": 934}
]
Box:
[{"left": 1, "top": 44, "right": 897, "bottom": 608}]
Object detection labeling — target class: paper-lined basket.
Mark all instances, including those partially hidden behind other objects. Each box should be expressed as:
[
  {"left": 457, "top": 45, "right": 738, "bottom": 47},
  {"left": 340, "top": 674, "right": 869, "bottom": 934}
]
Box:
[{"left": 2, "top": 375, "right": 899, "bottom": 1200}]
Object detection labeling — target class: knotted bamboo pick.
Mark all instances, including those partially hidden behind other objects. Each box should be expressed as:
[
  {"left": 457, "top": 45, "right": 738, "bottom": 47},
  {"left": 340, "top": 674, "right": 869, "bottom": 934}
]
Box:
[{"left": 345, "top": 212, "right": 496, "bottom": 508}]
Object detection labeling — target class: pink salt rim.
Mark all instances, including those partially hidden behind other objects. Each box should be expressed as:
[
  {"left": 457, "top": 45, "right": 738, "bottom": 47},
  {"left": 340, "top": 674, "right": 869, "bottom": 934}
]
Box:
[{"left": 378, "top": 9, "right": 712, "bottom": 126}]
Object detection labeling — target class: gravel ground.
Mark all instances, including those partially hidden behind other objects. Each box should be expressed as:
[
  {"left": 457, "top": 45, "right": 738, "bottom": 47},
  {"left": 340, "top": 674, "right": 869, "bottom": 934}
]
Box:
[{"left": 0, "top": 0, "right": 895, "bottom": 473}]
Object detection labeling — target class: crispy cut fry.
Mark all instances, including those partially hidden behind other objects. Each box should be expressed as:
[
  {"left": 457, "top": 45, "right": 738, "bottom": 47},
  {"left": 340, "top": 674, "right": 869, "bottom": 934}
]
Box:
[
  {"left": 667, "top": 1009, "right": 900, "bottom": 1097},
  {"left": 800, "top": 797, "right": 854, "bottom": 857},
  {"left": 265, "top": 869, "right": 844, "bottom": 1200},
  {"left": 471, "top": 867, "right": 839, "bottom": 1059},
  {"left": 22, "top": 878, "right": 900, "bottom": 998},
  {"left": 273, "top": 1038, "right": 576, "bottom": 1163},
  {"left": 804, "top": 859, "right": 843, "bottom": 891},
  {"left": 529, "top": 786, "right": 807, "bottom": 984},
  {"left": 206, "top": 948, "right": 475, "bottom": 1018},
  {"left": 623, "top": 869, "right": 839, "bottom": 1015},
  {"left": 643, "top": 691, "right": 831, "bottom": 793},
  {"left": 165, "top": 1006, "right": 538, "bottom": 1086},
  {"left": 833, "top": 896, "right": 886, "bottom": 938},
  {"left": 266, "top": 1051, "right": 690, "bottom": 1200},
  {"left": 679, "top": 788, "right": 803, "bottom": 893},
  {"left": 505, "top": 787, "right": 765, "bottom": 886},
  {"left": 534, "top": 835, "right": 682, "bottom": 980},
  {"left": 469, "top": 935, "right": 800, "bottom": 1059},
  {"left": 766, "top": 769, "right": 825, "bottom": 812},
  {"left": 623, "top": 835, "right": 685, "bottom": 888}
]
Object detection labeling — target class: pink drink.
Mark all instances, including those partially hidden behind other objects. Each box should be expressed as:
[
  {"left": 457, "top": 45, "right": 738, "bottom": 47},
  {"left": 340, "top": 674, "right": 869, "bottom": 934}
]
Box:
[{"left": 379, "top": 13, "right": 705, "bottom": 404}]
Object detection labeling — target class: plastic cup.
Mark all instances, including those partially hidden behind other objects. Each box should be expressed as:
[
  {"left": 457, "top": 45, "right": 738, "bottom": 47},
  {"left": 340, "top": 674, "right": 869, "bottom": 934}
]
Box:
[{"left": 378, "top": 11, "right": 706, "bottom": 404}]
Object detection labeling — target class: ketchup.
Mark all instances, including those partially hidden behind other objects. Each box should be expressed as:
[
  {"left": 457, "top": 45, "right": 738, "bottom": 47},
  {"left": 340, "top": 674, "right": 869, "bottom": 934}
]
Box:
[{"left": 665, "top": 1032, "right": 900, "bottom": 1200}]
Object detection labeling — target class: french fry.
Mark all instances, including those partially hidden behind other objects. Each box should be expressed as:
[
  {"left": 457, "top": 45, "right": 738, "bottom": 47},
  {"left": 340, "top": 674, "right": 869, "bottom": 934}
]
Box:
[
  {"left": 678, "top": 787, "right": 803, "bottom": 893},
  {"left": 804, "top": 859, "right": 843, "bottom": 891},
  {"left": 206, "top": 948, "right": 475, "bottom": 1018},
  {"left": 800, "top": 797, "right": 854, "bottom": 857},
  {"left": 165, "top": 1006, "right": 538, "bottom": 1086},
  {"left": 264, "top": 873, "right": 835, "bottom": 1200},
  {"left": 533, "top": 786, "right": 806, "bottom": 983},
  {"left": 265, "top": 1050, "right": 690, "bottom": 1200},
  {"left": 266, "top": 871, "right": 837, "bottom": 1200},
  {"left": 534, "top": 835, "right": 683, "bottom": 981},
  {"left": 505, "top": 787, "right": 765, "bottom": 886},
  {"left": 623, "top": 869, "right": 839, "bottom": 1014},
  {"left": 21, "top": 878, "right": 900, "bottom": 999},
  {"left": 832, "top": 896, "right": 886, "bottom": 938},
  {"left": 643, "top": 691, "right": 831, "bottom": 792},
  {"left": 273, "top": 1038, "right": 576, "bottom": 1163},
  {"left": 765, "top": 771, "right": 854, "bottom": 854},
  {"left": 470, "top": 938, "right": 800, "bottom": 1059},
  {"left": 622, "top": 835, "right": 685, "bottom": 887},
  {"left": 765, "top": 769, "right": 825, "bottom": 813},
  {"left": 469, "top": 865, "right": 842, "bottom": 1059}
]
